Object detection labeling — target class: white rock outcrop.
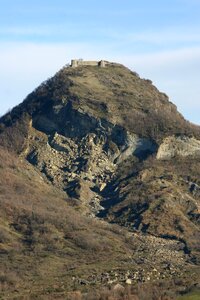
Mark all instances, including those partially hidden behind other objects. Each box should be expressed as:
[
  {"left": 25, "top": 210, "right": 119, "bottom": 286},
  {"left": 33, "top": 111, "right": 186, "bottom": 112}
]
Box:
[{"left": 157, "top": 135, "right": 200, "bottom": 160}]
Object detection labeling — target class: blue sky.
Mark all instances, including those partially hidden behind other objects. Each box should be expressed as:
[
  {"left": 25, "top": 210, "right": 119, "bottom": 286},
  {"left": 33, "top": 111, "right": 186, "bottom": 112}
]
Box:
[{"left": 0, "top": 0, "right": 200, "bottom": 124}]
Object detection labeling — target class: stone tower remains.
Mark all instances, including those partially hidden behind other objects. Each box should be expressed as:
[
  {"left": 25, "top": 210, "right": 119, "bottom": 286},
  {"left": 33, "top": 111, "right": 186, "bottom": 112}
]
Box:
[{"left": 71, "top": 59, "right": 106, "bottom": 68}]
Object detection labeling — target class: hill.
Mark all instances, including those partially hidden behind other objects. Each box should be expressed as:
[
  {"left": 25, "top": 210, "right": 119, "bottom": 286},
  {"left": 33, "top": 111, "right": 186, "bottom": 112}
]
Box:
[{"left": 0, "top": 61, "right": 200, "bottom": 299}]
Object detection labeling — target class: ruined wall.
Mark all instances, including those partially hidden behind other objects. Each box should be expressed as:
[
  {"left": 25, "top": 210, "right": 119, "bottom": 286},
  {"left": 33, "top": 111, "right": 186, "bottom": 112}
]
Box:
[{"left": 71, "top": 60, "right": 106, "bottom": 68}]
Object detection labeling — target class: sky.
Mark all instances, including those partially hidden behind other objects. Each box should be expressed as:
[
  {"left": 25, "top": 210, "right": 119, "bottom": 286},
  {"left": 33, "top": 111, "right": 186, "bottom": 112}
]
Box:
[{"left": 0, "top": 0, "right": 200, "bottom": 124}]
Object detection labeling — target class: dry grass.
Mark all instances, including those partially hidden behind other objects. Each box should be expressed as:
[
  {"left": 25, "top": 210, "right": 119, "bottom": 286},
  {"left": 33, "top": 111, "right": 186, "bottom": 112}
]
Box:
[
  {"left": 0, "top": 147, "right": 135, "bottom": 298},
  {"left": 65, "top": 282, "right": 177, "bottom": 300}
]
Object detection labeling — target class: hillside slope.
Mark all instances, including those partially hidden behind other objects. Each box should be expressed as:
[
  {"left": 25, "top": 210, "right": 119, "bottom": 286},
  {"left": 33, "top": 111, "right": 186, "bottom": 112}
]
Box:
[{"left": 1, "top": 147, "right": 197, "bottom": 299}]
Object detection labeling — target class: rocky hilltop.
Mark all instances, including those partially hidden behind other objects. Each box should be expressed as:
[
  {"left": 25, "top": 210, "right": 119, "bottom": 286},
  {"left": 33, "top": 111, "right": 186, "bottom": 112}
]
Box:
[{"left": 0, "top": 61, "right": 200, "bottom": 299}]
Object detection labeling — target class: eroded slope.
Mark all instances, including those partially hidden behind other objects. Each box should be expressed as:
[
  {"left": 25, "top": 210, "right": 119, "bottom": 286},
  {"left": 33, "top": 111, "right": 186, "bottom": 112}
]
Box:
[{"left": 1, "top": 147, "right": 198, "bottom": 299}]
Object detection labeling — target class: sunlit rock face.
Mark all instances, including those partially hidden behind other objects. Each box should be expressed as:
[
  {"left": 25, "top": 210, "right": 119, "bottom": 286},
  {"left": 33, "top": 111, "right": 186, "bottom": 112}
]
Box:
[{"left": 157, "top": 136, "right": 200, "bottom": 160}]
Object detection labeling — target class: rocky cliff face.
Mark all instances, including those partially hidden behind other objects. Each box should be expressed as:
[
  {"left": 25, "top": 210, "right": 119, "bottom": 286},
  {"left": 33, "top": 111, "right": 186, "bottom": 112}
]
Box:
[
  {"left": 157, "top": 135, "right": 200, "bottom": 160},
  {"left": 0, "top": 61, "right": 200, "bottom": 297},
  {"left": 24, "top": 101, "right": 157, "bottom": 216}
]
